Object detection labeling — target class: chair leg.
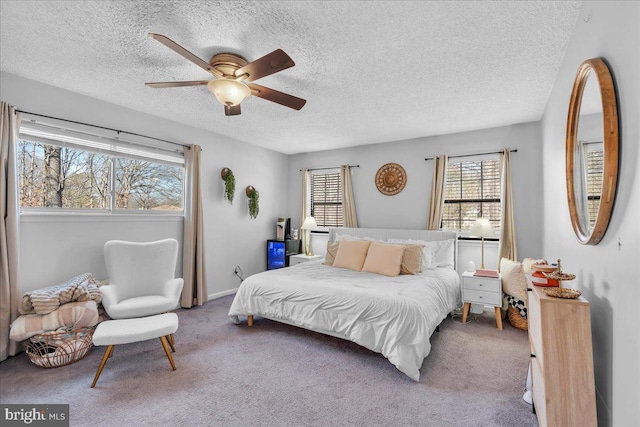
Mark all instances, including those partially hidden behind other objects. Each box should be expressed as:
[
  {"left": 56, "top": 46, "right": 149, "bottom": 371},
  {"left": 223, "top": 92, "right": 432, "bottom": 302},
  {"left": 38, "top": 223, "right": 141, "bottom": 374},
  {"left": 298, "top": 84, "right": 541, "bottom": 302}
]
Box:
[
  {"left": 159, "top": 336, "right": 176, "bottom": 371},
  {"left": 166, "top": 335, "right": 176, "bottom": 353},
  {"left": 91, "top": 345, "right": 114, "bottom": 388},
  {"left": 108, "top": 346, "right": 115, "bottom": 358},
  {"left": 169, "top": 333, "right": 175, "bottom": 346},
  {"left": 247, "top": 315, "right": 254, "bottom": 327}
]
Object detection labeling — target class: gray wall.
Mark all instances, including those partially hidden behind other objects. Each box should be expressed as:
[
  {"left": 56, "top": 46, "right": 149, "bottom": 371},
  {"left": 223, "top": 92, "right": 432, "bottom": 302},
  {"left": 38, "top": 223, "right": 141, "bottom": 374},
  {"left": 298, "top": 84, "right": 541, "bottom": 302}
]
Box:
[
  {"left": 288, "top": 121, "right": 544, "bottom": 261},
  {"left": 540, "top": 2, "right": 640, "bottom": 425},
  {"left": 1, "top": 72, "right": 289, "bottom": 297}
]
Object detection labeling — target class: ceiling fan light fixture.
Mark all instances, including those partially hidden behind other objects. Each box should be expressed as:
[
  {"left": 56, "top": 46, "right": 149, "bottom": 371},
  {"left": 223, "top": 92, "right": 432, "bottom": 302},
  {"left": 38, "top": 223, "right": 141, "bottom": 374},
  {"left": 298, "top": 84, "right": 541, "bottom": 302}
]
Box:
[{"left": 207, "top": 79, "right": 251, "bottom": 106}]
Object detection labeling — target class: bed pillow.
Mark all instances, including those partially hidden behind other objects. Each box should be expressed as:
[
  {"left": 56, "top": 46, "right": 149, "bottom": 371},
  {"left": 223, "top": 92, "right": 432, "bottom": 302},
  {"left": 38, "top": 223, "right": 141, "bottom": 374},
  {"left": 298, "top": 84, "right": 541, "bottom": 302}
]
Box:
[
  {"left": 400, "top": 244, "right": 424, "bottom": 275},
  {"left": 334, "top": 233, "right": 382, "bottom": 242},
  {"left": 387, "top": 238, "right": 436, "bottom": 270},
  {"left": 324, "top": 242, "right": 340, "bottom": 266},
  {"left": 433, "top": 239, "right": 455, "bottom": 269},
  {"left": 332, "top": 240, "right": 371, "bottom": 271},
  {"left": 500, "top": 258, "right": 528, "bottom": 304},
  {"left": 362, "top": 242, "right": 405, "bottom": 277}
]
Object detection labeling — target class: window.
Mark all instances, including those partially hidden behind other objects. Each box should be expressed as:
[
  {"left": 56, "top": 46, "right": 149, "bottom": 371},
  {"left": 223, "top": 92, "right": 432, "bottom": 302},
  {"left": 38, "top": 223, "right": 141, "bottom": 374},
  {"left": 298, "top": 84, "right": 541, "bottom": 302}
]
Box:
[
  {"left": 311, "top": 172, "right": 343, "bottom": 227},
  {"left": 585, "top": 144, "right": 603, "bottom": 229},
  {"left": 17, "top": 120, "right": 184, "bottom": 213},
  {"left": 442, "top": 157, "right": 501, "bottom": 233}
]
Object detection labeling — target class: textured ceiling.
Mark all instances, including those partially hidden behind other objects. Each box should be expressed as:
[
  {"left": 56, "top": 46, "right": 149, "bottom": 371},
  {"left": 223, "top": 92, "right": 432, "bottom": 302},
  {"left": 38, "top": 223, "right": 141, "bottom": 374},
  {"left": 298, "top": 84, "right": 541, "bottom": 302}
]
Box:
[{"left": 0, "top": 1, "right": 582, "bottom": 154}]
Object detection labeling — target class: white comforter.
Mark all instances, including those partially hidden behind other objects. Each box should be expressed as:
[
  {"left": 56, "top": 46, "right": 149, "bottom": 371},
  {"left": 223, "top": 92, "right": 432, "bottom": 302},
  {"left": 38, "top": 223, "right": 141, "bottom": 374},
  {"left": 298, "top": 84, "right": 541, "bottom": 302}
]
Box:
[{"left": 228, "top": 262, "right": 461, "bottom": 381}]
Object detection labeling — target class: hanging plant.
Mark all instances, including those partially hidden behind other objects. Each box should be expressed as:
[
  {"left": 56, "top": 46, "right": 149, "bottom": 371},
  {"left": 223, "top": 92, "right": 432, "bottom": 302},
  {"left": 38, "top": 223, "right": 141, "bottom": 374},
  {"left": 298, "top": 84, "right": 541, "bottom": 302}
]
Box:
[
  {"left": 246, "top": 186, "right": 259, "bottom": 219},
  {"left": 221, "top": 168, "right": 235, "bottom": 204}
]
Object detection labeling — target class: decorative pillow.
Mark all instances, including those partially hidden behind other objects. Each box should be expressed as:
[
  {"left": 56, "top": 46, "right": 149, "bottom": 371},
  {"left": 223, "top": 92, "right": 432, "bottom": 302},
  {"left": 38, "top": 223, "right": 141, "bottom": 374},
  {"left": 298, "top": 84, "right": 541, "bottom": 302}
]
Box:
[
  {"left": 362, "top": 242, "right": 405, "bottom": 277},
  {"left": 400, "top": 245, "right": 424, "bottom": 275},
  {"left": 332, "top": 240, "right": 372, "bottom": 271},
  {"left": 324, "top": 242, "right": 340, "bottom": 266},
  {"left": 500, "top": 258, "right": 528, "bottom": 304},
  {"left": 387, "top": 238, "right": 436, "bottom": 270}
]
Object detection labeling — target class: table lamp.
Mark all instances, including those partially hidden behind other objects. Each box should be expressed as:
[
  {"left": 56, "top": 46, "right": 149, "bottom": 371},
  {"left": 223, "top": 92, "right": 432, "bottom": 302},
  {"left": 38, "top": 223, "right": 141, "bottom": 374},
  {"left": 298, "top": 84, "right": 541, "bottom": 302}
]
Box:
[
  {"left": 470, "top": 217, "right": 495, "bottom": 269},
  {"left": 301, "top": 216, "right": 318, "bottom": 256}
]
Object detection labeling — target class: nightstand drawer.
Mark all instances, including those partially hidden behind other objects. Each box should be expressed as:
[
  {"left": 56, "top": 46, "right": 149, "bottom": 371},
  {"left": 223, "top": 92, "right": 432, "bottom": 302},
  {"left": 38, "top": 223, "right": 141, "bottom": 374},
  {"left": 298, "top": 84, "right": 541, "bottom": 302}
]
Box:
[
  {"left": 463, "top": 289, "right": 501, "bottom": 306},
  {"left": 289, "top": 257, "right": 305, "bottom": 266},
  {"left": 463, "top": 276, "right": 501, "bottom": 293}
]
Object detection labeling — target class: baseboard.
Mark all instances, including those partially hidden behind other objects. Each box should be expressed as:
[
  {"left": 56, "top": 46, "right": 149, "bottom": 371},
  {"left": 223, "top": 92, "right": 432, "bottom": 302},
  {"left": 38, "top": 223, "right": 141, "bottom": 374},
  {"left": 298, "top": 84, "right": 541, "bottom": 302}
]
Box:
[{"left": 208, "top": 288, "right": 238, "bottom": 301}]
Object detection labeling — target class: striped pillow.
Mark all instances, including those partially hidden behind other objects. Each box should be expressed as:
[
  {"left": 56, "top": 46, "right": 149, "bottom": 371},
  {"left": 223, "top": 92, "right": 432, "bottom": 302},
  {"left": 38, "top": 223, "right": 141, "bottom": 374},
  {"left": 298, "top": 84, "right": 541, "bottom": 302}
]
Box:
[
  {"left": 400, "top": 244, "right": 424, "bottom": 275},
  {"left": 324, "top": 242, "right": 340, "bottom": 266}
]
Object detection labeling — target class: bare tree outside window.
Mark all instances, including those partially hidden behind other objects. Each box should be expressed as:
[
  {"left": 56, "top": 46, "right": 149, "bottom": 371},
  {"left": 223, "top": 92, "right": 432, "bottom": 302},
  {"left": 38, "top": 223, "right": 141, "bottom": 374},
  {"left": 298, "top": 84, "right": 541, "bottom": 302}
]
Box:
[{"left": 18, "top": 139, "right": 183, "bottom": 211}]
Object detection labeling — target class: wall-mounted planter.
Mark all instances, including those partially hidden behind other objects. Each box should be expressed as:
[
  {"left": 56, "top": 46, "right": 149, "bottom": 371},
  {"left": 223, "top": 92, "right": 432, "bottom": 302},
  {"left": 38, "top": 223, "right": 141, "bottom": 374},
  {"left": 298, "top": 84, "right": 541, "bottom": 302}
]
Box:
[
  {"left": 246, "top": 185, "right": 259, "bottom": 219},
  {"left": 221, "top": 167, "right": 235, "bottom": 204}
]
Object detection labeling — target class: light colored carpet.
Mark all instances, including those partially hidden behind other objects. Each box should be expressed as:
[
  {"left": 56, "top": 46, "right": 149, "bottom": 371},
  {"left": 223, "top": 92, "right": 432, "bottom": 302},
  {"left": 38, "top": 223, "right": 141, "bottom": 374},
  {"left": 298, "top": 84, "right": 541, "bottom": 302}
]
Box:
[{"left": 0, "top": 296, "right": 537, "bottom": 426}]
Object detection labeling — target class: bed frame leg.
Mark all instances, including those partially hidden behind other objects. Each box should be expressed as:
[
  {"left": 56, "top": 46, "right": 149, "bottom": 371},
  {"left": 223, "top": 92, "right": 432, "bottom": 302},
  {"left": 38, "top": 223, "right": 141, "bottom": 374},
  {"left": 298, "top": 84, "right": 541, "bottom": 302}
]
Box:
[{"left": 247, "top": 315, "right": 254, "bottom": 327}]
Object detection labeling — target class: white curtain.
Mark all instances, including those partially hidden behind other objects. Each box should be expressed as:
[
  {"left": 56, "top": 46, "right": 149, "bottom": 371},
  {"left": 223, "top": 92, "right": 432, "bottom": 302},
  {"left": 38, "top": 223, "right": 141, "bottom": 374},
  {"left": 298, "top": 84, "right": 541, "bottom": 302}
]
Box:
[
  {"left": 300, "top": 168, "right": 311, "bottom": 252},
  {"left": 181, "top": 144, "right": 208, "bottom": 308},
  {"left": 427, "top": 155, "right": 448, "bottom": 230},
  {"left": 498, "top": 149, "right": 518, "bottom": 263},
  {"left": 340, "top": 165, "right": 358, "bottom": 228},
  {"left": 1, "top": 101, "right": 22, "bottom": 361}
]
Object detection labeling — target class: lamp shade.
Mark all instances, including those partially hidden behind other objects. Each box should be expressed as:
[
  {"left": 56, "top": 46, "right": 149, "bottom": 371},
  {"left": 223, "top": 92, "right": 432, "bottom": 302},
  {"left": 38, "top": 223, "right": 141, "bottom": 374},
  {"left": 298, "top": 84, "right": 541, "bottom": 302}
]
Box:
[
  {"left": 470, "top": 218, "right": 495, "bottom": 238},
  {"left": 301, "top": 216, "right": 318, "bottom": 230},
  {"left": 207, "top": 79, "right": 251, "bottom": 106}
]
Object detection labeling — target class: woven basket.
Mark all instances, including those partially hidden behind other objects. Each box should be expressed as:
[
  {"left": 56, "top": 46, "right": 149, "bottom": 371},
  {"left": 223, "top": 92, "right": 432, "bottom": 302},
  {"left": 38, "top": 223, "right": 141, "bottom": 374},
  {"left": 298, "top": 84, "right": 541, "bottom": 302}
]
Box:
[
  {"left": 508, "top": 306, "right": 528, "bottom": 331},
  {"left": 25, "top": 326, "right": 95, "bottom": 368}
]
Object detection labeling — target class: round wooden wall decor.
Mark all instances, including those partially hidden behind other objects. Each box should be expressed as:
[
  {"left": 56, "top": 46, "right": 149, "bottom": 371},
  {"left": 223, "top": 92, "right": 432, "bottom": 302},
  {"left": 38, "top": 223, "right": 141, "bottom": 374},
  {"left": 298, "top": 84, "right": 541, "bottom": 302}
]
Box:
[{"left": 375, "top": 163, "right": 407, "bottom": 195}]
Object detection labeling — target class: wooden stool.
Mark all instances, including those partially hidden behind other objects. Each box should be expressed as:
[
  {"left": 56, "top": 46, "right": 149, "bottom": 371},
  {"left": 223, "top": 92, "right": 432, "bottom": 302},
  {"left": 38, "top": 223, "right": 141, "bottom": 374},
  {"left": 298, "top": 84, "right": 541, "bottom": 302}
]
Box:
[{"left": 90, "top": 313, "right": 178, "bottom": 388}]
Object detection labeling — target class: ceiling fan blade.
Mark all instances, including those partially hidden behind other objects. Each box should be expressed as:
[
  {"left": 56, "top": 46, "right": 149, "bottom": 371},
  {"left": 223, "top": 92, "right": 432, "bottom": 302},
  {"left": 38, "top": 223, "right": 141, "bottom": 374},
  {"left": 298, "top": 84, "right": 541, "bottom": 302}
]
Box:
[
  {"left": 225, "top": 105, "right": 241, "bottom": 116},
  {"left": 248, "top": 83, "right": 306, "bottom": 110},
  {"left": 148, "top": 33, "right": 222, "bottom": 77},
  {"left": 235, "top": 49, "right": 295, "bottom": 82},
  {"left": 145, "top": 80, "right": 209, "bottom": 88}
]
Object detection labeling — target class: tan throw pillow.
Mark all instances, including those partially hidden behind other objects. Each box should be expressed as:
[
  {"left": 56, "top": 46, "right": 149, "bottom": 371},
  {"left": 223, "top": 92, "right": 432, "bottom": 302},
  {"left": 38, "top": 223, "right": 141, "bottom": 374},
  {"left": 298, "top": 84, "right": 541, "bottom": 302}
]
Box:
[
  {"left": 324, "top": 242, "right": 340, "bottom": 266},
  {"left": 500, "top": 258, "right": 528, "bottom": 304},
  {"left": 362, "top": 242, "right": 405, "bottom": 277},
  {"left": 333, "top": 240, "right": 372, "bottom": 271},
  {"left": 400, "top": 244, "right": 424, "bottom": 275}
]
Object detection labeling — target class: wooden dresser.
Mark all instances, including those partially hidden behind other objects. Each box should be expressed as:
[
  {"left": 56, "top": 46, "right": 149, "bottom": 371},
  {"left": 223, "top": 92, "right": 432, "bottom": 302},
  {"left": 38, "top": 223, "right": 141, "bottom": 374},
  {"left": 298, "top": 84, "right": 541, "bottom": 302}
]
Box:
[{"left": 528, "top": 285, "right": 597, "bottom": 426}]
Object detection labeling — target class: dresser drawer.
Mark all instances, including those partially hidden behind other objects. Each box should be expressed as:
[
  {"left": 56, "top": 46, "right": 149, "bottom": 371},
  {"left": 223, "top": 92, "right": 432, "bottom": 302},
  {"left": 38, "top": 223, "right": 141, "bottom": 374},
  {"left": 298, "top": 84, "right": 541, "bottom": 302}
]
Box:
[
  {"left": 463, "top": 276, "right": 501, "bottom": 293},
  {"left": 531, "top": 356, "right": 548, "bottom": 427},
  {"left": 463, "top": 289, "right": 501, "bottom": 306}
]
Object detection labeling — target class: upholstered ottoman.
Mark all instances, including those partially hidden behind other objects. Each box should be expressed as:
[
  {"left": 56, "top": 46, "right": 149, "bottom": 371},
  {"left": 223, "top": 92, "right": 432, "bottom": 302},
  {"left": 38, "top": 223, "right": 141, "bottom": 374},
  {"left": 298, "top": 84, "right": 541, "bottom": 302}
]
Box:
[{"left": 90, "top": 313, "right": 178, "bottom": 388}]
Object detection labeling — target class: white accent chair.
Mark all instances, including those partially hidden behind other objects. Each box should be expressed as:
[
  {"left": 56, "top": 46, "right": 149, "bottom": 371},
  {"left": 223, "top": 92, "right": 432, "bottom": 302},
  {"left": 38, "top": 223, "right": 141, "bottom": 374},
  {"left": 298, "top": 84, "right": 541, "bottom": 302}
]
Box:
[{"left": 101, "top": 239, "right": 183, "bottom": 319}]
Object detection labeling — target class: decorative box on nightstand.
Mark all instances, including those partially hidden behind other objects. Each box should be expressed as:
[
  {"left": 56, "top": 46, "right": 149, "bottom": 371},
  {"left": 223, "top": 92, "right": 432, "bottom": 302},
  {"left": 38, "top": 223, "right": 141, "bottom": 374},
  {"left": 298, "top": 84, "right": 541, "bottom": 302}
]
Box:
[
  {"left": 461, "top": 271, "right": 503, "bottom": 330},
  {"left": 289, "top": 254, "right": 323, "bottom": 266}
]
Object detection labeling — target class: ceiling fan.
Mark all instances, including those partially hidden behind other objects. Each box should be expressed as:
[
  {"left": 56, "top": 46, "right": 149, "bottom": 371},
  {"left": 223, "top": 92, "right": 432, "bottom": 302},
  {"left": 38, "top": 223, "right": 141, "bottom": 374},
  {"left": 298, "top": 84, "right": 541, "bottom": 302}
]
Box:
[{"left": 145, "top": 33, "right": 306, "bottom": 116}]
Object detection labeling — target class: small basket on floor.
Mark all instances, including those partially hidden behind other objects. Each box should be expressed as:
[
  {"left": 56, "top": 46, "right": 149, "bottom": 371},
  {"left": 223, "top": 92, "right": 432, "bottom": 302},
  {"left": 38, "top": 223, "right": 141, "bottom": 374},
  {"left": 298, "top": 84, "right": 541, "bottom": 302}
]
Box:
[
  {"left": 26, "top": 326, "right": 95, "bottom": 368},
  {"left": 508, "top": 306, "right": 528, "bottom": 331}
]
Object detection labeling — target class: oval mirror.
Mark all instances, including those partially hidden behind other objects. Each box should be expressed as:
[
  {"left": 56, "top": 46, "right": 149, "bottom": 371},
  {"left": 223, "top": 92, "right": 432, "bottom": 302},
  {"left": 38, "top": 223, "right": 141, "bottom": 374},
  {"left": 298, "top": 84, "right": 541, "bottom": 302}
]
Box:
[{"left": 566, "top": 58, "right": 618, "bottom": 245}]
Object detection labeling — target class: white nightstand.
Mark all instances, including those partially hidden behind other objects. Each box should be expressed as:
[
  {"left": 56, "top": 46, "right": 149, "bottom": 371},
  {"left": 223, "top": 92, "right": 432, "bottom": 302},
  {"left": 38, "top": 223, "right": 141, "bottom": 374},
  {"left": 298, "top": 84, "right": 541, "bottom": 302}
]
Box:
[
  {"left": 461, "top": 271, "right": 503, "bottom": 330},
  {"left": 289, "top": 254, "right": 323, "bottom": 266}
]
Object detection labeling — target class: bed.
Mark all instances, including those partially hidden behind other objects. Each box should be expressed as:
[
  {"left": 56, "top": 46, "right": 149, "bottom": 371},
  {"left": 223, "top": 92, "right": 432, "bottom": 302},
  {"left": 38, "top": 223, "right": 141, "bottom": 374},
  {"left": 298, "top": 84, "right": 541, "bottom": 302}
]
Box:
[{"left": 228, "top": 228, "right": 461, "bottom": 381}]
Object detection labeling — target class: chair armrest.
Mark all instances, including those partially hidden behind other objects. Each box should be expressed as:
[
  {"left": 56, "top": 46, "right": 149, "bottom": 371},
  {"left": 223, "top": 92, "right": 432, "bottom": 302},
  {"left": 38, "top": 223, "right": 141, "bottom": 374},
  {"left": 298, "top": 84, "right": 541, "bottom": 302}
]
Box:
[
  {"left": 164, "top": 278, "right": 184, "bottom": 303},
  {"left": 100, "top": 285, "right": 119, "bottom": 311}
]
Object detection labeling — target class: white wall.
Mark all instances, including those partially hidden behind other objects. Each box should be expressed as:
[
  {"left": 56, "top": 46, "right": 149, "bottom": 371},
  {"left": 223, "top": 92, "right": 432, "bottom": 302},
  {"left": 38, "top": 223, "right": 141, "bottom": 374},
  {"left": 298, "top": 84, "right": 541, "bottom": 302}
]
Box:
[
  {"left": 288, "top": 121, "right": 544, "bottom": 261},
  {"left": 540, "top": 2, "right": 640, "bottom": 426},
  {"left": 1, "top": 72, "right": 289, "bottom": 296}
]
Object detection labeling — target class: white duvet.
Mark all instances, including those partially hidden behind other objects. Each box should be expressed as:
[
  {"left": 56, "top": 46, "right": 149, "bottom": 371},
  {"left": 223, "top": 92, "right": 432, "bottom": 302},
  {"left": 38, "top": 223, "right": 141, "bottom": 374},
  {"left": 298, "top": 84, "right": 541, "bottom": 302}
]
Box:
[{"left": 228, "top": 261, "right": 461, "bottom": 381}]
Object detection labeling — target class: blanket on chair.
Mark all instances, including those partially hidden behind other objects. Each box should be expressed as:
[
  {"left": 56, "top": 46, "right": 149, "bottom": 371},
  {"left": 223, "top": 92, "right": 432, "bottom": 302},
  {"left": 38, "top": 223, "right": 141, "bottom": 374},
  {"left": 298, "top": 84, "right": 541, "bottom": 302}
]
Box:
[{"left": 19, "top": 273, "right": 102, "bottom": 315}]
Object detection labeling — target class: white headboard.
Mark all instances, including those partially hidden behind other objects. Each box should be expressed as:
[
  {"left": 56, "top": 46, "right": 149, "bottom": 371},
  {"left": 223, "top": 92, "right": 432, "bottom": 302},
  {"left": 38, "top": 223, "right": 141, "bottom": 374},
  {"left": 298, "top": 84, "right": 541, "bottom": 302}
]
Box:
[{"left": 328, "top": 227, "right": 459, "bottom": 269}]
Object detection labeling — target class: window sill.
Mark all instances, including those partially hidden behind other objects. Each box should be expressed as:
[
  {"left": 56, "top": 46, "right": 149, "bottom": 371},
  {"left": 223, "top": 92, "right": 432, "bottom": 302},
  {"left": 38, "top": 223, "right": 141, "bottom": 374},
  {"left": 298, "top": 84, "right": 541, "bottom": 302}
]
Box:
[{"left": 20, "top": 211, "right": 184, "bottom": 223}]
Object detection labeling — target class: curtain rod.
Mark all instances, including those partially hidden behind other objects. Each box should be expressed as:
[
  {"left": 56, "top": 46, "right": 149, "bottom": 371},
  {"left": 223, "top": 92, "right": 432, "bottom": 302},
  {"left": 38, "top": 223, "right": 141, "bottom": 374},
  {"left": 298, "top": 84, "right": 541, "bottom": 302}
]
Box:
[
  {"left": 15, "top": 110, "right": 189, "bottom": 149},
  {"left": 299, "top": 164, "right": 360, "bottom": 172},
  {"left": 425, "top": 149, "right": 517, "bottom": 161}
]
